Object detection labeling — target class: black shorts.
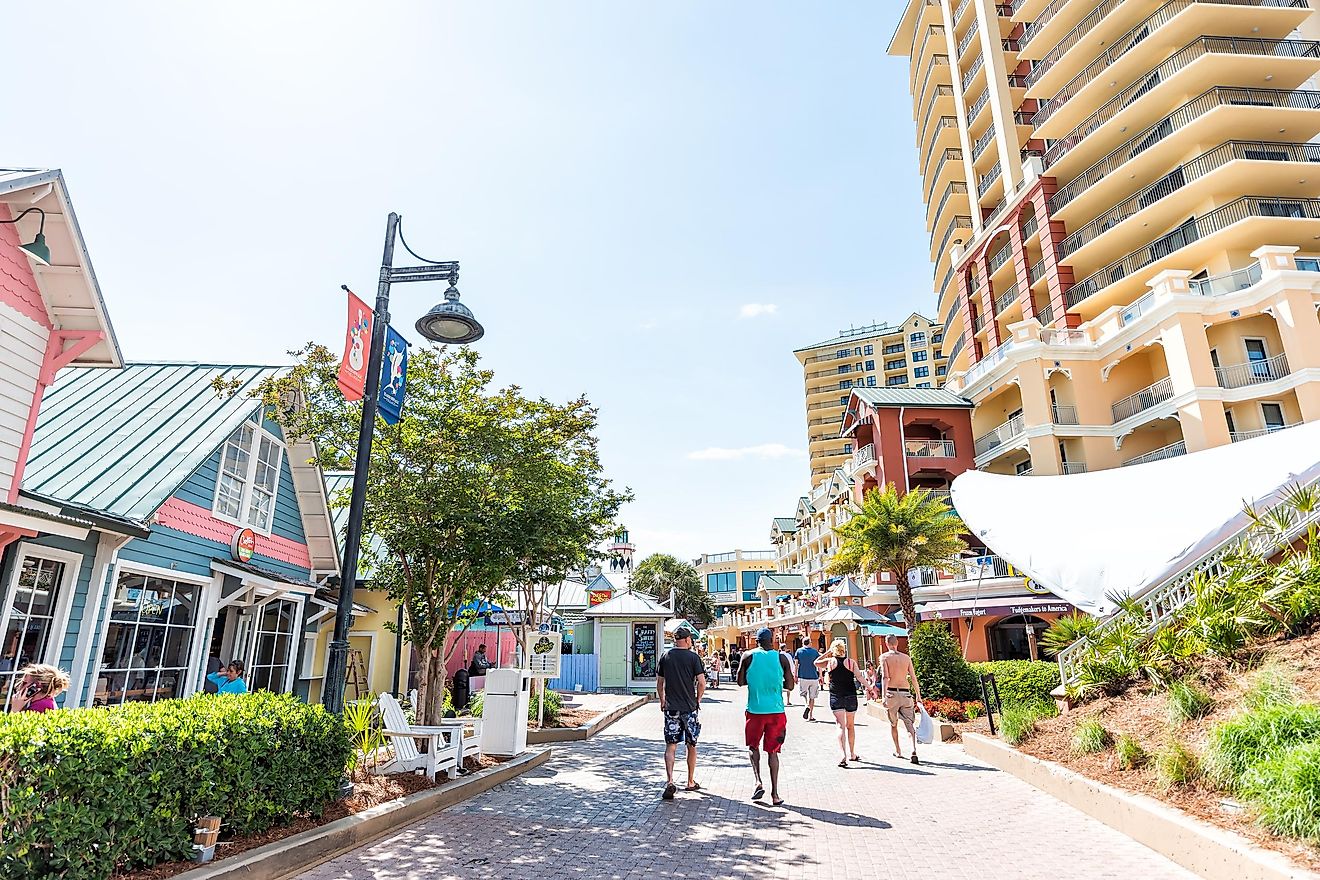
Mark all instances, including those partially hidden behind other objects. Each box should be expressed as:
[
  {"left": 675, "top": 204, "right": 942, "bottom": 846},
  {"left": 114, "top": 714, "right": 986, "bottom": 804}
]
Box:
[
  {"left": 663, "top": 710, "right": 701, "bottom": 745},
  {"left": 829, "top": 692, "right": 859, "bottom": 713}
]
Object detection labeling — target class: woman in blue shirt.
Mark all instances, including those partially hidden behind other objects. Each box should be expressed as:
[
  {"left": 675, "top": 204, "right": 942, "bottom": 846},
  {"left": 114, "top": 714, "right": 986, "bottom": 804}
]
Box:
[{"left": 206, "top": 660, "right": 249, "bottom": 695}]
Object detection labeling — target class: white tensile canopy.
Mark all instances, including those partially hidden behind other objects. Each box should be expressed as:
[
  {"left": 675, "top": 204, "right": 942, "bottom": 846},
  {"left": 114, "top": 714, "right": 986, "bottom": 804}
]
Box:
[{"left": 950, "top": 421, "right": 1320, "bottom": 616}]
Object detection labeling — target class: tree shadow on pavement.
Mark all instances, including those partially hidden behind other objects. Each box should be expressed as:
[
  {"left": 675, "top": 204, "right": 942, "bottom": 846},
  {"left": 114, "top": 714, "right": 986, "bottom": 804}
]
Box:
[{"left": 778, "top": 801, "right": 892, "bottom": 829}]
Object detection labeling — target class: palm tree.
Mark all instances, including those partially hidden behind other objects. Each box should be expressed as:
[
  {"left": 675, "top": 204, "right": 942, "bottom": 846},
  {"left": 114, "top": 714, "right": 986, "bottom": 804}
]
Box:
[
  {"left": 827, "top": 484, "right": 967, "bottom": 634},
  {"left": 631, "top": 553, "right": 714, "bottom": 625}
]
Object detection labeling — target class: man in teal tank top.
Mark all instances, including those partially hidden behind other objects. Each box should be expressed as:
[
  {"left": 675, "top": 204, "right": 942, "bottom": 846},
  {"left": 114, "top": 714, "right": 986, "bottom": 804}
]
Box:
[{"left": 736, "top": 628, "right": 795, "bottom": 806}]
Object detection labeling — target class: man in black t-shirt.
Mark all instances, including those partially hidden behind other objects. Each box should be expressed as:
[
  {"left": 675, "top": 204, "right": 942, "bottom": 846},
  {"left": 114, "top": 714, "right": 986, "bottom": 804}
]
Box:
[{"left": 656, "top": 624, "right": 706, "bottom": 800}]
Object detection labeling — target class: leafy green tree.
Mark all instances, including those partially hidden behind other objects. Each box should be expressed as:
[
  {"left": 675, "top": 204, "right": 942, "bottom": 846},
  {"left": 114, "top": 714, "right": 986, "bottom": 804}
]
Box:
[
  {"left": 258, "top": 344, "right": 629, "bottom": 724},
  {"left": 826, "top": 484, "right": 966, "bottom": 638},
  {"left": 630, "top": 553, "right": 714, "bottom": 626}
]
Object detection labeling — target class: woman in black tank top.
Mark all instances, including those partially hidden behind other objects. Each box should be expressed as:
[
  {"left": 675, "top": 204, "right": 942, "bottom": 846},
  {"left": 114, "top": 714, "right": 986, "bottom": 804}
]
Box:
[{"left": 816, "top": 638, "right": 861, "bottom": 766}]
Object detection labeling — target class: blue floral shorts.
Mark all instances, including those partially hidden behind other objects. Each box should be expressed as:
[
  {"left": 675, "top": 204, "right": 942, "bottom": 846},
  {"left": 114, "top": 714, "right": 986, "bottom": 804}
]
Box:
[{"left": 663, "top": 709, "right": 701, "bottom": 745}]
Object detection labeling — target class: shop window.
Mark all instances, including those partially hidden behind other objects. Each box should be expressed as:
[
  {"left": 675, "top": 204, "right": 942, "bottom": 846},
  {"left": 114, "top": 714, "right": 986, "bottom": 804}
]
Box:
[
  {"left": 214, "top": 416, "right": 285, "bottom": 533},
  {"left": 0, "top": 554, "right": 69, "bottom": 704},
  {"left": 988, "top": 614, "right": 1050, "bottom": 661},
  {"left": 96, "top": 572, "right": 201, "bottom": 705},
  {"left": 249, "top": 599, "right": 298, "bottom": 692}
]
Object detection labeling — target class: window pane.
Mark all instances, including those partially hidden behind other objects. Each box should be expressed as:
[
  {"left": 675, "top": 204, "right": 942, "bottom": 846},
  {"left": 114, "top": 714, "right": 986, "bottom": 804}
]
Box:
[
  {"left": 216, "top": 474, "right": 244, "bottom": 518},
  {"left": 162, "top": 626, "right": 192, "bottom": 668},
  {"left": 247, "top": 489, "right": 273, "bottom": 529}
]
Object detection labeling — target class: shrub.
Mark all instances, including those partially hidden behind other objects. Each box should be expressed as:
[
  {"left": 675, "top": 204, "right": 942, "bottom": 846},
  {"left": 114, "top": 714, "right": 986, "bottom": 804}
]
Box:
[
  {"left": 1241, "top": 740, "right": 1320, "bottom": 842},
  {"left": 1000, "top": 699, "right": 1057, "bottom": 746},
  {"left": 1156, "top": 738, "right": 1201, "bottom": 789},
  {"left": 1039, "top": 614, "right": 1098, "bottom": 657},
  {"left": 1116, "top": 734, "right": 1147, "bottom": 770},
  {"left": 971, "top": 660, "right": 1060, "bottom": 708},
  {"left": 531, "top": 687, "right": 562, "bottom": 725},
  {"left": 344, "top": 697, "right": 386, "bottom": 776},
  {"left": 469, "top": 689, "right": 485, "bottom": 717},
  {"left": 1071, "top": 718, "right": 1111, "bottom": 755},
  {"left": 1205, "top": 703, "right": 1320, "bottom": 790},
  {"left": 924, "top": 697, "right": 968, "bottom": 723},
  {"left": 0, "top": 692, "right": 351, "bottom": 880},
  {"left": 909, "top": 622, "right": 980, "bottom": 701},
  {"left": 1166, "top": 680, "right": 1214, "bottom": 726},
  {"left": 964, "top": 700, "right": 983, "bottom": 720}
]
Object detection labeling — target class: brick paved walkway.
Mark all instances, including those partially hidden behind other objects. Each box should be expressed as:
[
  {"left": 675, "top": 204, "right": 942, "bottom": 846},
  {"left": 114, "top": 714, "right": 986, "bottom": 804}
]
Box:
[{"left": 298, "top": 686, "right": 1196, "bottom": 879}]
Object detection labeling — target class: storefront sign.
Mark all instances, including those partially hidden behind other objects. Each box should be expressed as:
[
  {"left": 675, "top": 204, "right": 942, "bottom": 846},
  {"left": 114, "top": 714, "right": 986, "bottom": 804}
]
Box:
[
  {"left": 1023, "top": 578, "right": 1051, "bottom": 595},
  {"left": 230, "top": 528, "right": 256, "bottom": 563},
  {"left": 632, "top": 622, "right": 657, "bottom": 679},
  {"left": 528, "top": 631, "right": 562, "bottom": 678},
  {"left": 336, "top": 289, "right": 374, "bottom": 402},
  {"left": 921, "top": 601, "right": 1073, "bottom": 621},
  {"left": 587, "top": 589, "right": 613, "bottom": 607},
  {"left": 484, "top": 610, "right": 527, "bottom": 626},
  {"left": 377, "top": 325, "right": 409, "bottom": 425}
]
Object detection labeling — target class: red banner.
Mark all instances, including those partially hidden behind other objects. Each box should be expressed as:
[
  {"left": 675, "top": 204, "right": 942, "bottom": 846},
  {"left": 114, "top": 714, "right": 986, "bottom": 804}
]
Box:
[
  {"left": 588, "top": 589, "right": 613, "bottom": 607},
  {"left": 336, "top": 289, "right": 373, "bottom": 402}
]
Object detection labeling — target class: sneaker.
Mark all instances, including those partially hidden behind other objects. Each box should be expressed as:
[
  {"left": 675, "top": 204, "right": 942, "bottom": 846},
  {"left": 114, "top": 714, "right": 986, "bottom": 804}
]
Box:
[{"left": 910, "top": 753, "right": 921, "bottom": 766}]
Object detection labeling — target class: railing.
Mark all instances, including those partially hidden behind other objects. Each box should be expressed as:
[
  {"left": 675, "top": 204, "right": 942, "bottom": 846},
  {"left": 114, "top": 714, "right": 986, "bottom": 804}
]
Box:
[
  {"left": 1028, "top": 261, "right": 1046, "bottom": 284},
  {"left": 961, "top": 55, "right": 984, "bottom": 93},
  {"left": 1119, "top": 291, "right": 1156, "bottom": 327},
  {"left": 911, "top": 566, "right": 942, "bottom": 587},
  {"left": 1019, "top": 0, "right": 1068, "bottom": 49},
  {"left": 1232, "top": 423, "right": 1300, "bottom": 442},
  {"left": 1058, "top": 470, "right": 1320, "bottom": 687},
  {"left": 934, "top": 215, "right": 974, "bottom": 259},
  {"left": 1060, "top": 143, "right": 1320, "bottom": 259},
  {"left": 938, "top": 264, "right": 955, "bottom": 301},
  {"left": 988, "top": 240, "right": 1012, "bottom": 273},
  {"left": 974, "top": 413, "right": 1027, "bottom": 457},
  {"left": 1112, "top": 377, "right": 1174, "bottom": 423},
  {"left": 958, "top": 23, "right": 978, "bottom": 57},
  {"left": 1045, "top": 37, "right": 1320, "bottom": 173},
  {"left": 1014, "top": 108, "right": 1036, "bottom": 125},
  {"left": 962, "top": 338, "right": 1014, "bottom": 387},
  {"left": 925, "top": 148, "right": 965, "bottom": 206},
  {"left": 848, "top": 443, "right": 877, "bottom": 472},
  {"left": 1121, "top": 439, "right": 1187, "bottom": 466},
  {"left": 957, "top": 554, "right": 1017, "bottom": 581},
  {"left": 972, "top": 125, "right": 995, "bottom": 159},
  {"left": 1002, "top": 38, "right": 1020, "bottom": 52},
  {"left": 1020, "top": 213, "right": 1039, "bottom": 240},
  {"left": 977, "top": 162, "right": 1002, "bottom": 197},
  {"left": 1006, "top": 73, "right": 1029, "bottom": 88},
  {"left": 954, "top": 0, "right": 971, "bottom": 21},
  {"left": 925, "top": 488, "right": 954, "bottom": 506},
  {"left": 885, "top": 359, "right": 908, "bottom": 370},
  {"left": 1063, "top": 461, "right": 1089, "bottom": 474},
  {"left": 1066, "top": 196, "right": 1320, "bottom": 311},
  {"left": 1037, "top": 302, "right": 1054, "bottom": 325},
  {"left": 973, "top": 311, "right": 988, "bottom": 331},
  {"left": 926, "top": 115, "right": 959, "bottom": 152},
  {"left": 1042, "top": 327, "right": 1086, "bottom": 345},
  {"left": 1028, "top": 0, "right": 1147, "bottom": 89},
  {"left": 884, "top": 343, "right": 906, "bottom": 354},
  {"left": 1052, "top": 404, "right": 1079, "bottom": 425},
  {"left": 933, "top": 180, "right": 970, "bottom": 224},
  {"left": 968, "top": 87, "right": 990, "bottom": 123},
  {"left": 917, "top": 57, "right": 953, "bottom": 130},
  {"left": 1018, "top": 466, "right": 1035, "bottom": 476},
  {"left": 906, "top": 439, "right": 957, "bottom": 458},
  {"left": 1216, "top": 352, "right": 1290, "bottom": 388},
  {"left": 918, "top": 86, "right": 957, "bottom": 146},
  {"left": 1190, "top": 262, "right": 1262, "bottom": 296},
  {"left": 808, "top": 415, "right": 844, "bottom": 427},
  {"left": 995, "top": 282, "right": 1019, "bottom": 313}
]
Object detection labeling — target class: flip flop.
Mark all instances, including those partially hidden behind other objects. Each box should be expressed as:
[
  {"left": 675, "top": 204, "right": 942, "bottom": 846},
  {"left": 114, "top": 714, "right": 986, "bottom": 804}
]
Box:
[
  {"left": 685, "top": 782, "right": 702, "bottom": 792},
  {"left": 892, "top": 752, "right": 904, "bottom": 759},
  {"left": 851, "top": 755, "right": 861, "bottom": 762},
  {"left": 837, "top": 759, "right": 848, "bottom": 768},
  {"left": 910, "top": 753, "right": 921, "bottom": 765},
  {"left": 662, "top": 783, "right": 676, "bottom": 801},
  {"left": 772, "top": 797, "right": 786, "bottom": 807},
  {"left": 752, "top": 784, "right": 765, "bottom": 801}
]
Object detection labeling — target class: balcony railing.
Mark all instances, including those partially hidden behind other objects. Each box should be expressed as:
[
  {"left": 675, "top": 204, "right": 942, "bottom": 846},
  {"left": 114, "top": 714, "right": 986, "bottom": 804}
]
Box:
[
  {"left": 1190, "top": 262, "right": 1262, "bottom": 296},
  {"left": 1018, "top": 466, "right": 1035, "bottom": 476},
  {"left": 1026, "top": 0, "right": 1129, "bottom": 89},
  {"left": 1020, "top": 213, "right": 1039, "bottom": 240},
  {"left": 1042, "top": 327, "right": 1086, "bottom": 345},
  {"left": 948, "top": 334, "right": 966, "bottom": 364},
  {"left": 963, "top": 338, "right": 1015, "bottom": 387},
  {"left": 848, "top": 443, "right": 877, "bottom": 472},
  {"left": 1122, "top": 440, "right": 1187, "bottom": 466},
  {"left": 925, "top": 148, "right": 964, "bottom": 206},
  {"left": 1232, "top": 423, "right": 1300, "bottom": 442},
  {"left": 925, "top": 488, "right": 954, "bottom": 507},
  {"left": 1028, "top": 261, "right": 1046, "bottom": 284},
  {"left": 958, "top": 554, "right": 1018, "bottom": 581},
  {"left": 995, "top": 282, "right": 1019, "bottom": 313},
  {"left": 1066, "top": 196, "right": 1320, "bottom": 310},
  {"left": 1044, "top": 37, "right": 1320, "bottom": 174},
  {"left": 977, "top": 163, "right": 1002, "bottom": 197},
  {"left": 1020, "top": 0, "right": 1069, "bottom": 50},
  {"left": 961, "top": 55, "right": 984, "bottom": 93},
  {"left": 1111, "top": 377, "right": 1175, "bottom": 423},
  {"left": 906, "top": 439, "right": 957, "bottom": 458},
  {"left": 974, "top": 413, "right": 1027, "bottom": 457},
  {"left": 1216, "top": 352, "right": 1290, "bottom": 388},
  {"left": 958, "top": 23, "right": 978, "bottom": 57},
  {"left": 1052, "top": 404, "right": 1079, "bottom": 425},
  {"left": 1037, "top": 302, "right": 1054, "bottom": 325},
  {"left": 968, "top": 88, "right": 990, "bottom": 123},
  {"left": 973, "top": 311, "right": 988, "bottom": 331},
  {"left": 1062, "top": 461, "right": 1089, "bottom": 474},
  {"left": 933, "top": 180, "right": 970, "bottom": 224},
  {"left": 988, "top": 240, "right": 1012, "bottom": 273},
  {"left": 972, "top": 125, "right": 995, "bottom": 160},
  {"left": 934, "top": 215, "right": 974, "bottom": 259},
  {"left": 918, "top": 86, "right": 957, "bottom": 145},
  {"left": 926, "top": 115, "right": 959, "bottom": 152},
  {"left": 1059, "top": 143, "right": 1320, "bottom": 259}
]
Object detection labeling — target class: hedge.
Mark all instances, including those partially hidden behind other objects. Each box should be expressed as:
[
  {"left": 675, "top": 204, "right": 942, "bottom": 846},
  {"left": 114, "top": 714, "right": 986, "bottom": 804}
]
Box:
[
  {"left": 0, "top": 692, "right": 351, "bottom": 880},
  {"left": 909, "top": 622, "right": 980, "bottom": 701},
  {"left": 971, "top": 660, "right": 1060, "bottom": 708}
]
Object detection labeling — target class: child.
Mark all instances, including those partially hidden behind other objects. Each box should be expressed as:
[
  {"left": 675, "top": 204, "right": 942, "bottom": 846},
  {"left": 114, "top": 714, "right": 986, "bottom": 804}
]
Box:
[
  {"left": 206, "top": 660, "right": 249, "bottom": 695},
  {"left": 8, "top": 663, "right": 70, "bottom": 712}
]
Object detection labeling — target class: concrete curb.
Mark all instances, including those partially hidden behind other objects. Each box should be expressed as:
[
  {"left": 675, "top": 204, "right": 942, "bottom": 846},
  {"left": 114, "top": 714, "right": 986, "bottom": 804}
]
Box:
[
  {"left": 173, "top": 748, "right": 552, "bottom": 880},
  {"left": 528, "top": 694, "right": 649, "bottom": 743},
  {"left": 962, "top": 733, "right": 1318, "bottom": 880},
  {"left": 861, "top": 702, "right": 956, "bottom": 741}
]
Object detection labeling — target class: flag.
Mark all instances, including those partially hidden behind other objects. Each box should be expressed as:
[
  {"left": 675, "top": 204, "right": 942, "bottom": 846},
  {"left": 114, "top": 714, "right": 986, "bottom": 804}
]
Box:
[
  {"left": 336, "top": 289, "right": 373, "bottom": 402},
  {"left": 377, "top": 325, "right": 409, "bottom": 425}
]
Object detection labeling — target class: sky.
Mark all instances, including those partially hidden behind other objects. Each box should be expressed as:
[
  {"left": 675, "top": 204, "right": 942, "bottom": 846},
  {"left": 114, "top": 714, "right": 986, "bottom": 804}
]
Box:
[{"left": 5, "top": 2, "right": 934, "bottom": 562}]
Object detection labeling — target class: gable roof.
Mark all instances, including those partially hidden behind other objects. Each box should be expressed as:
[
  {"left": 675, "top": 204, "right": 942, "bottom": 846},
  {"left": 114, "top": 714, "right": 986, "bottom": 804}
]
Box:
[
  {"left": 23, "top": 363, "right": 283, "bottom": 521},
  {"left": 584, "top": 590, "right": 671, "bottom": 618},
  {"left": 849, "top": 387, "right": 973, "bottom": 409},
  {"left": 772, "top": 516, "right": 798, "bottom": 533},
  {"left": 793, "top": 313, "right": 937, "bottom": 353},
  {"left": 757, "top": 572, "right": 808, "bottom": 594}
]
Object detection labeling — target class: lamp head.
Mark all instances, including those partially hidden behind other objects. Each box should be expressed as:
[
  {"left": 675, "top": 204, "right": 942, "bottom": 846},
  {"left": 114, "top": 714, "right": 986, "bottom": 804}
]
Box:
[
  {"left": 20, "top": 232, "right": 50, "bottom": 267},
  {"left": 414, "top": 283, "right": 484, "bottom": 344}
]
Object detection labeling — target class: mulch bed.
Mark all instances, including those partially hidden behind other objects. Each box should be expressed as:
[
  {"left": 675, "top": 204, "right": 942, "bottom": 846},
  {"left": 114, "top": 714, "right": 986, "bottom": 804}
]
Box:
[
  {"left": 530, "top": 707, "right": 601, "bottom": 730},
  {"left": 1005, "top": 633, "right": 1320, "bottom": 873},
  {"left": 118, "top": 753, "right": 505, "bottom": 880}
]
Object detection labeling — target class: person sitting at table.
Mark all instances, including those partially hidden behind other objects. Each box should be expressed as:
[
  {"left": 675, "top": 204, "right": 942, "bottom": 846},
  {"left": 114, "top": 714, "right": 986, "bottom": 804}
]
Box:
[{"left": 206, "top": 660, "right": 249, "bottom": 695}]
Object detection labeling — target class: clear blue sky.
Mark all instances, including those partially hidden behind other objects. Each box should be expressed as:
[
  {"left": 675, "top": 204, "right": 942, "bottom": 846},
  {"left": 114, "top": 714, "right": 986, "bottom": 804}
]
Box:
[{"left": 7, "top": 3, "right": 934, "bottom": 561}]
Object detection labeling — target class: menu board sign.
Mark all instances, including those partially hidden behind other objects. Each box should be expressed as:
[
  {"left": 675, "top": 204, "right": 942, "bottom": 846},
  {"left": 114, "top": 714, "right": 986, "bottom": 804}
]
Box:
[
  {"left": 632, "top": 622, "right": 658, "bottom": 679},
  {"left": 528, "top": 631, "right": 562, "bottom": 678}
]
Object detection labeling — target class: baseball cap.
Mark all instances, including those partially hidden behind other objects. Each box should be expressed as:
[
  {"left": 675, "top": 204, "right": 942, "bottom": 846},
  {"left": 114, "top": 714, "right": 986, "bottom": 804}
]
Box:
[
  {"left": 756, "top": 627, "right": 773, "bottom": 644},
  {"left": 673, "top": 624, "right": 698, "bottom": 641}
]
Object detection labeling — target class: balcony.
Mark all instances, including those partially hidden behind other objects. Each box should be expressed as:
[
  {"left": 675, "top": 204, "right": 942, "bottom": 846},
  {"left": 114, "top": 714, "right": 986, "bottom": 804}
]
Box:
[
  {"left": 925, "top": 148, "right": 965, "bottom": 206},
  {"left": 977, "top": 162, "right": 1002, "bottom": 197},
  {"left": 1020, "top": 213, "right": 1039, "bottom": 241},
  {"left": 1042, "top": 327, "right": 1087, "bottom": 345},
  {"left": 848, "top": 443, "right": 877, "bottom": 473},
  {"left": 961, "top": 55, "right": 984, "bottom": 94},
  {"left": 918, "top": 54, "right": 951, "bottom": 113},
  {"left": 1216, "top": 352, "right": 1290, "bottom": 389},
  {"left": 1190, "top": 262, "right": 1262, "bottom": 296},
  {"left": 1122, "top": 440, "right": 1187, "bottom": 466},
  {"left": 1065, "top": 196, "right": 1320, "bottom": 311},
  {"left": 1037, "top": 302, "right": 1055, "bottom": 325},
  {"left": 906, "top": 439, "right": 957, "bottom": 458},
  {"left": 963, "top": 338, "right": 1015, "bottom": 388},
  {"left": 933, "top": 181, "right": 970, "bottom": 226},
  {"left": 1111, "top": 377, "right": 1175, "bottom": 423},
  {"left": 918, "top": 85, "right": 957, "bottom": 145},
  {"left": 1059, "top": 143, "right": 1320, "bottom": 260},
  {"left": 948, "top": 334, "right": 966, "bottom": 364},
  {"left": 974, "top": 413, "right": 1027, "bottom": 458},
  {"left": 967, "top": 88, "right": 990, "bottom": 124},
  {"left": 1231, "top": 423, "right": 1300, "bottom": 442},
  {"left": 1019, "top": 0, "right": 1069, "bottom": 50},
  {"left": 957, "top": 23, "right": 978, "bottom": 57},
  {"left": 988, "top": 240, "right": 1012, "bottom": 273},
  {"left": 1028, "top": 261, "right": 1046, "bottom": 284},
  {"left": 925, "top": 115, "right": 960, "bottom": 153},
  {"left": 1052, "top": 404, "right": 1079, "bottom": 425},
  {"left": 1062, "top": 461, "right": 1089, "bottom": 474},
  {"left": 995, "top": 282, "right": 1019, "bottom": 314},
  {"left": 934, "top": 215, "right": 974, "bottom": 261},
  {"left": 972, "top": 125, "right": 995, "bottom": 160}
]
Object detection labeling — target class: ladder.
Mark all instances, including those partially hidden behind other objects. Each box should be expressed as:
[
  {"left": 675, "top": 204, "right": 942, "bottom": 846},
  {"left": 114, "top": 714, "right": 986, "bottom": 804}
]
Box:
[{"left": 346, "top": 649, "right": 370, "bottom": 700}]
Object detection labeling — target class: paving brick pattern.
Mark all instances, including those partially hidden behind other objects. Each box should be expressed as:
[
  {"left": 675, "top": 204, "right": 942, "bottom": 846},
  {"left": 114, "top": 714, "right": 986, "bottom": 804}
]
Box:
[{"left": 298, "top": 684, "right": 1197, "bottom": 879}]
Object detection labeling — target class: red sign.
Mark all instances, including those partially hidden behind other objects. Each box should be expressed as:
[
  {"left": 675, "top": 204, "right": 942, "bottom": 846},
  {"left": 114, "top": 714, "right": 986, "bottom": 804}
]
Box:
[
  {"left": 231, "top": 528, "right": 256, "bottom": 563},
  {"left": 336, "top": 289, "right": 373, "bottom": 402},
  {"left": 588, "top": 589, "right": 613, "bottom": 607}
]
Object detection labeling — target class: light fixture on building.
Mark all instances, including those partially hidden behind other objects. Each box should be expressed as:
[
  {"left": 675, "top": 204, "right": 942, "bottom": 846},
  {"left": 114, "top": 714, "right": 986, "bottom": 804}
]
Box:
[{"left": 0, "top": 207, "right": 51, "bottom": 266}]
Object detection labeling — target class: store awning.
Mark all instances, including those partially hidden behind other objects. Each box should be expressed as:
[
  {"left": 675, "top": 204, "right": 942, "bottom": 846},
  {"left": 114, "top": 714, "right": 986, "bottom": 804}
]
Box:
[
  {"left": 212, "top": 559, "right": 319, "bottom": 601},
  {"left": 860, "top": 624, "right": 909, "bottom": 637},
  {"left": 915, "top": 596, "right": 1074, "bottom": 622}
]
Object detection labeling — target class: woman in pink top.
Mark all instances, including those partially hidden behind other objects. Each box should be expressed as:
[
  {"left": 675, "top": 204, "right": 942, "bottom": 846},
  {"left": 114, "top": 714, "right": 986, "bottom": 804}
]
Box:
[{"left": 8, "top": 663, "right": 69, "bottom": 713}]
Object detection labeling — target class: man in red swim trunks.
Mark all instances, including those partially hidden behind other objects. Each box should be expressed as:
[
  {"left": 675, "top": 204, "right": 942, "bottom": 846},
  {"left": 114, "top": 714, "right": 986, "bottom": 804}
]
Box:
[{"left": 736, "top": 628, "right": 795, "bottom": 805}]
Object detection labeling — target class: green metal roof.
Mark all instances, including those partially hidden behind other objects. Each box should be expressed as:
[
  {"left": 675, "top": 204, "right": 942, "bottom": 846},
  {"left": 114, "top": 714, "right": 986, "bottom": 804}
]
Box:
[
  {"left": 772, "top": 517, "right": 798, "bottom": 532},
  {"left": 757, "top": 572, "right": 808, "bottom": 593},
  {"left": 849, "top": 387, "right": 973, "bottom": 409},
  {"left": 23, "top": 363, "right": 283, "bottom": 520},
  {"left": 323, "top": 471, "right": 353, "bottom": 539}
]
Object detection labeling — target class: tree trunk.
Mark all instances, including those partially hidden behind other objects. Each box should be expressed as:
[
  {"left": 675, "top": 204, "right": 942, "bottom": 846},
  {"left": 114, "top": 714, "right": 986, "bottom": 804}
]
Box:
[
  {"left": 417, "top": 646, "right": 448, "bottom": 726},
  {"left": 895, "top": 569, "right": 918, "bottom": 652}
]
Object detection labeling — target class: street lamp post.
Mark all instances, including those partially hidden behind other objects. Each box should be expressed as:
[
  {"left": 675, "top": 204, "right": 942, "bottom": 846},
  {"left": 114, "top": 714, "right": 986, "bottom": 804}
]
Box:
[{"left": 322, "top": 212, "right": 485, "bottom": 717}]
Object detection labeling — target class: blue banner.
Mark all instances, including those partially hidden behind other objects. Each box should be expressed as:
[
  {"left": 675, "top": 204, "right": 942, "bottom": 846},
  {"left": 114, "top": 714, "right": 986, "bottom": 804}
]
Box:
[{"left": 378, "top": 325, "right": 409, "bottom": 425}]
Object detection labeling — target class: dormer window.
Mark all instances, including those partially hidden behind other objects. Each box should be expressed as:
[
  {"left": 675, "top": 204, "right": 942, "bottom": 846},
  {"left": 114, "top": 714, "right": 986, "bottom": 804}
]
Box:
[{"left": 214, "top": 414, "right": 284, "bottom": 533}]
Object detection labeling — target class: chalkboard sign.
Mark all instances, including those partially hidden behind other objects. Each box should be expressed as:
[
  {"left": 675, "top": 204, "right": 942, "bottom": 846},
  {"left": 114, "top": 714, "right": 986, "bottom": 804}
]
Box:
[{"left": 633, "top": 622, "right": 658, "bottom": 679}]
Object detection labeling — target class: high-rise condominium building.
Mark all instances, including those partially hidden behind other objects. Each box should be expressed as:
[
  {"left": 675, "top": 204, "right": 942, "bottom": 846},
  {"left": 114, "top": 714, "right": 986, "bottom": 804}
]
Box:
[
  {"left": 795, "top": 312, "right": 949, "bottom": 483},
  {"left": 891, "top": 0, "right": 1320, "bottom": 475}
]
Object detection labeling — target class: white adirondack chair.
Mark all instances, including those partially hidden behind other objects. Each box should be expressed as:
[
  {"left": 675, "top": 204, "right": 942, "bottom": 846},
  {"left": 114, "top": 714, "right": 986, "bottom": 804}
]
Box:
[{"left": 377, "top": 693, "right": 461, "bottom": 779}]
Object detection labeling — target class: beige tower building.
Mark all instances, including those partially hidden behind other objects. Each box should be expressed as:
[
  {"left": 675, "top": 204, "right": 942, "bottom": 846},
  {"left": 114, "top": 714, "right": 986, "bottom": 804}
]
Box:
[{"left": 891, "top": 0, "right": 1320, "bottom": 475}]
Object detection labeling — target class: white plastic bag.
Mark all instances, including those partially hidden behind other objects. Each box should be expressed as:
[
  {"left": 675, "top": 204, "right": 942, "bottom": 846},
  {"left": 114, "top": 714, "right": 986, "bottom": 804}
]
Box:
[{"left": 915, "top": 704, "right": 935, "bottom": 744}]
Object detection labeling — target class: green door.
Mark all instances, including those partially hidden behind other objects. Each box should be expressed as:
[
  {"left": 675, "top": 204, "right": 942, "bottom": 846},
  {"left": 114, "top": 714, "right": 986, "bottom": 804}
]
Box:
[{"left": 600, "top": 624, "right": 627, "bottom": 688}]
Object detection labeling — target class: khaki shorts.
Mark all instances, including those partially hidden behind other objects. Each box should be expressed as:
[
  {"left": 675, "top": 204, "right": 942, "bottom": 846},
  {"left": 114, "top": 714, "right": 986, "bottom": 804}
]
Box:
[
  {"left": 798, "top": 679, "right": 820, "bottom": 700},
  {"left": 884, "top": 690, "right": 916, "bottom": 734}
]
